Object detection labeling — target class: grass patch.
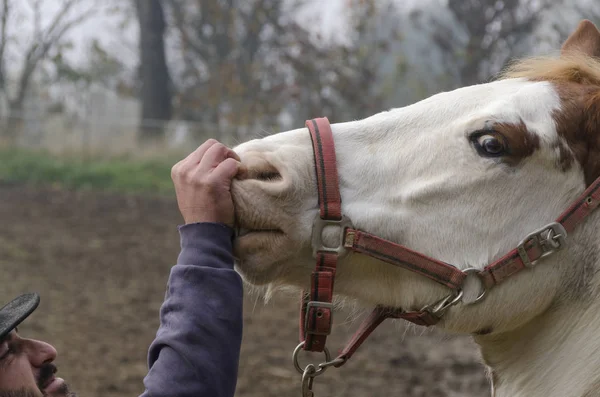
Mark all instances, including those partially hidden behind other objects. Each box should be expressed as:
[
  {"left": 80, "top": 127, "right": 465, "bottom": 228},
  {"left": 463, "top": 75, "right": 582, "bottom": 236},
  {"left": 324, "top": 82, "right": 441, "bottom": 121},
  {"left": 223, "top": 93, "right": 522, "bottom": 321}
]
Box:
[{"left": 0, "top": 148, "right": 177, "bottom": 195}]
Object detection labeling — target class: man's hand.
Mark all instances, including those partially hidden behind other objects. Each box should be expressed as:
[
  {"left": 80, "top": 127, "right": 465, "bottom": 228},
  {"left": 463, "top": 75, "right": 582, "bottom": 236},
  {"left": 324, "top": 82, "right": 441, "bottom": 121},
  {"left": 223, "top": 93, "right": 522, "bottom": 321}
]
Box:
[{"left": 171, "top": 139, "right": 243, "bottom": 227}]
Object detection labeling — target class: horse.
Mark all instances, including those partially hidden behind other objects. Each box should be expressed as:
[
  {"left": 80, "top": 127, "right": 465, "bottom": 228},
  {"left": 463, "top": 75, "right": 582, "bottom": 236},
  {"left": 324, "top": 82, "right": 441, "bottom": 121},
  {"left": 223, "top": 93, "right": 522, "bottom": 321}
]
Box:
[{"left": 230, "top": 19, "right": 600, "bottom": 397}]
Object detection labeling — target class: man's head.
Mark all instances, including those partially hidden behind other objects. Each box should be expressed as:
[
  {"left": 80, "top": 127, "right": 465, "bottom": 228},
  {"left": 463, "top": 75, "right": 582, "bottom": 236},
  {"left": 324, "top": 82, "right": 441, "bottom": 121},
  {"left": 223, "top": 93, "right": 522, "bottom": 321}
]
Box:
[{"left": 0, "top": 294, "right": 75, "bottom": 397}]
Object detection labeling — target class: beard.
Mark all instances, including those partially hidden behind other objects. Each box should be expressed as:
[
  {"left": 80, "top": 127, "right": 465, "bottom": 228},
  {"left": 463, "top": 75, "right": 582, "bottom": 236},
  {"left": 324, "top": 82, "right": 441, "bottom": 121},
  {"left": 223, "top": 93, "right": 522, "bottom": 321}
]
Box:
[
  {"left": 0, "top": 384, "right": 77, "bottom": 397},
  {"left": 0, "top": 388, "right": 76, "bottom": 397},
  {"left": 36, "top": 363, "right": 77, "bottom": 397},
  {"left": 0, "top": 389, "right": 40, "bottom": 397},
  {"left": 0, "top": 362, "right": 79, "bottom": 397},
  {"left": 0, "top": 364, "right": 77, "bottom": 397}
]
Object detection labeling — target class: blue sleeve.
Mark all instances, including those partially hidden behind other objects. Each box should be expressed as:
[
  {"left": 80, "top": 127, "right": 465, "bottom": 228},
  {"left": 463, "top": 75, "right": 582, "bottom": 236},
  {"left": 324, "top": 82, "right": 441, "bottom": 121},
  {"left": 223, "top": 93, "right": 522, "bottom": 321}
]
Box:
[{"left": 139, "top": 222, "right": 243, "bottom": 397}]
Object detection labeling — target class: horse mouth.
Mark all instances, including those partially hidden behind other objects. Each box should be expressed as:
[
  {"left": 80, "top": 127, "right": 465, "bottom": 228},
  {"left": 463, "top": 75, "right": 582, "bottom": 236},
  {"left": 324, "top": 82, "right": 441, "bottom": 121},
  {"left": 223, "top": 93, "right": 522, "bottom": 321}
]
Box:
[
  {"left": 235, "top": 228, "right": 283, "bottom": 238},
  {"left": 233, "top": 227, "right": 286, "bottom": 257},
  {"left": 232, "top": 225, "right": 293, "bottom": 285}
]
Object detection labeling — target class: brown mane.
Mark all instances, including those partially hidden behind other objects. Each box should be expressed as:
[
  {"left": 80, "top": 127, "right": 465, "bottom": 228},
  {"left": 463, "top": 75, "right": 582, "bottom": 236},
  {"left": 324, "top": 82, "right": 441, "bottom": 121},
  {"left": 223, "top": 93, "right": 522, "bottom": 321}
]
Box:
[
  {"left": 497, "top": 53, "right": 600, "bottom": 87},
  {"left": 495, "top": 52, "right": 600, "bottom": 187}
]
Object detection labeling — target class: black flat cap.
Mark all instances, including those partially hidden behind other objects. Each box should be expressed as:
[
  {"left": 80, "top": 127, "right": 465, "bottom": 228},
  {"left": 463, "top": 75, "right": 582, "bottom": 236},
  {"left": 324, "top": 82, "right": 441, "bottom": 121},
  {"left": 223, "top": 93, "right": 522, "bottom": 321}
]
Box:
[{"left": 0, "top": 293, "right": 40, "bottom": 340}]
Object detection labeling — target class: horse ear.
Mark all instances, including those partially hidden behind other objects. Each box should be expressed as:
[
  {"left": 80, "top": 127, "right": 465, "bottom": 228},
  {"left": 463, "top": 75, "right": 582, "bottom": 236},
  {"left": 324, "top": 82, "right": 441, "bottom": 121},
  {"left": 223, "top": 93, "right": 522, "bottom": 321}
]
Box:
[{"left": 561, "top": 20, "right": 600, "bottom": 58}]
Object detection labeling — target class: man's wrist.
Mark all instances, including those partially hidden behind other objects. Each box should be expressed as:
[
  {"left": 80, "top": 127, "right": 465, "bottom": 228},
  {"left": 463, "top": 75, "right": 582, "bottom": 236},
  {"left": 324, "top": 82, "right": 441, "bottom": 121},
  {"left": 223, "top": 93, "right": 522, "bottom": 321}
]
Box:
[
  {"left": 179, "top": 221, "right": 234, "bottom": 230},
  {"left": 178, "top": 222, "right": 235, "bottom": 244},
  {"left": 176, "top": 222, "right": 236, "bottom": 269},
  {"left": 181, "top": 208, "right": 234, "bottom": 227}
]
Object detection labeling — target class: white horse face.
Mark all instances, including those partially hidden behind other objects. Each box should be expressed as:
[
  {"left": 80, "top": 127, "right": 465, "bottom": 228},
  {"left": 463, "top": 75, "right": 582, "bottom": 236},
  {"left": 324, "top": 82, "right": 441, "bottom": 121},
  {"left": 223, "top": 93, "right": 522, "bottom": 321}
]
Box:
[{"left": 231, "top": 45, "right": 600, "bottom": 332}]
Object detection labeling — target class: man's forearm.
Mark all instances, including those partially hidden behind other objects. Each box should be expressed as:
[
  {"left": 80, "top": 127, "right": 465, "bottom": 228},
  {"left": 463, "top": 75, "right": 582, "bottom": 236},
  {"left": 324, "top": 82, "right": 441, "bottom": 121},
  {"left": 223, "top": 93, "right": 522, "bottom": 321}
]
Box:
[{"left": 140, "top": 222, "right": 243, "bottom": 397}]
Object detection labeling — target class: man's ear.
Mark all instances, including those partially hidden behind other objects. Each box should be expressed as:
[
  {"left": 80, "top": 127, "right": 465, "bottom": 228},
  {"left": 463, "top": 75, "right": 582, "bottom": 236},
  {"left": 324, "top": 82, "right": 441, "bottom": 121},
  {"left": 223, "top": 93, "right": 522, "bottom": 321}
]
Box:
[{"left": 561, "top": 20, "right": 600, "bottom": 58}]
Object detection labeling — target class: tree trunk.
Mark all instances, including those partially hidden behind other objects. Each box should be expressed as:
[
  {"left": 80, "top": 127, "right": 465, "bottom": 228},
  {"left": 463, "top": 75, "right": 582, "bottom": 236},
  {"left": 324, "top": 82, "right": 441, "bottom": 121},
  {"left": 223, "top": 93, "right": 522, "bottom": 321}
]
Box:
[{"left": 135, "top": 0, "right": 172, "bottom": 144}]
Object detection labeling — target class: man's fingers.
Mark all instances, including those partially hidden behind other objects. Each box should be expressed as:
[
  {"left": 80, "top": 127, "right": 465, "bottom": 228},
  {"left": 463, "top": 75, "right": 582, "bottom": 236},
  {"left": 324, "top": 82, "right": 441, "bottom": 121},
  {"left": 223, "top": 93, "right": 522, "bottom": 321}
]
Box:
[
  {"left": 173, "top": 140, "right": 241, "bottom": 189},
  {"left": 185, "top": 139, "right": 220, "bottom": 165},
  {"left": 212, "top": 158, "right": 242, "bottom": 181},
  {"left": 199, "top": 142, "right": 239, "bottom": 170}
]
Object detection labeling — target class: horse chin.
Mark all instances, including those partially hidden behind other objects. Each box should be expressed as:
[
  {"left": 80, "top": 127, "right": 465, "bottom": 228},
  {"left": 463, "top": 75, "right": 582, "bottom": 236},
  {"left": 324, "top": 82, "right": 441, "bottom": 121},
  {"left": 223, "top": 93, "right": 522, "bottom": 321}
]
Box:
[{"left": 232, "top": 230, "right": 300, "bottom": 285}]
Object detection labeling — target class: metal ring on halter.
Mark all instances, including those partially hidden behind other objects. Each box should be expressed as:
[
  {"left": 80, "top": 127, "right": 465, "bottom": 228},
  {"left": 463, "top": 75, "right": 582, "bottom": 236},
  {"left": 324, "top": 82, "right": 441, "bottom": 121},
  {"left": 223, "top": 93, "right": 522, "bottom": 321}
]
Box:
[
  {"left": 292, "top": 341, "right": 333, "bottom": 377},
  {"left": 461, "top": 267, "right": 487, "bottom": 304}
]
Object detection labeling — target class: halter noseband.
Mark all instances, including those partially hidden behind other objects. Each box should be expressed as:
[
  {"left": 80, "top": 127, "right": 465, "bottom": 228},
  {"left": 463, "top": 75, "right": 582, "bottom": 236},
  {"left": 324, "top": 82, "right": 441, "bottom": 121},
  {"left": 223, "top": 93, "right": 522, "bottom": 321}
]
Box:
[{"left": 294, "top": 117, "right": 600, "bottom": 393}]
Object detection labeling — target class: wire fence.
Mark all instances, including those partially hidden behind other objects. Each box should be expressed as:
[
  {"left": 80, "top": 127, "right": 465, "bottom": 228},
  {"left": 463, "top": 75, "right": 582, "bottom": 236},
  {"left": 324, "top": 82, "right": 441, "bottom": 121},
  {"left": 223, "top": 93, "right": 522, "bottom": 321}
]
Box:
[
  {"left": 2, "top": 114, "right": 265, "bottom": 162},
  {"left": 0, "top": 85, "right": 276, "bottom": 160},
  {"left": 3, "top": 114, "right": 236, "bottom": 159}
]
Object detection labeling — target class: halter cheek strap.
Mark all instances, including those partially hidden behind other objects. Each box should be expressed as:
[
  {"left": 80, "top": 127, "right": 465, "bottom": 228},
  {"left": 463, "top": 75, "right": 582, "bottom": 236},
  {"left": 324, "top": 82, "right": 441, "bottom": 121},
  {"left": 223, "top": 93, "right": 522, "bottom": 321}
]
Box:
[
  {"left": 300, "top": 117, "right": 344, "bottom": 352},
  {"left": 297, "top": 117, "right": 600, "bottom": 370}
]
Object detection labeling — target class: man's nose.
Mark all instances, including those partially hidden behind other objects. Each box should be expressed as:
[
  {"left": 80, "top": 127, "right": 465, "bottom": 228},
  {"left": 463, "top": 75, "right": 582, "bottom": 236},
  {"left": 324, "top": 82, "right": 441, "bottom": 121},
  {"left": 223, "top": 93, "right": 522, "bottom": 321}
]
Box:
[{"left": 24, "top": 338, "right": 57, "bottom": 367}]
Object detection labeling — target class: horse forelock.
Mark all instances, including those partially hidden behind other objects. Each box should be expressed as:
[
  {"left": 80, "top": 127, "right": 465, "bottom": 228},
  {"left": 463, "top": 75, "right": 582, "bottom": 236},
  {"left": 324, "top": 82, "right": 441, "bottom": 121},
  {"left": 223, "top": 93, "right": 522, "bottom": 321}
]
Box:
[
  {"left": 498, "top": 53, "right": 600, "bottom": 86},
  {"left": 495, "top": 52, "right": 600, "bottom": 186}
]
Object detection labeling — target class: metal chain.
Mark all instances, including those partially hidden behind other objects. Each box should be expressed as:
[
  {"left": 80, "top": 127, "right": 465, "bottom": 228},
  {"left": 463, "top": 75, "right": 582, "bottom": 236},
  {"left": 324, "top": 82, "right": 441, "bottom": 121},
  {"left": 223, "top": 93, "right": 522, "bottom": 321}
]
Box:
[{"left": 293, "top": 341, "right": 346, "bottom": 396}]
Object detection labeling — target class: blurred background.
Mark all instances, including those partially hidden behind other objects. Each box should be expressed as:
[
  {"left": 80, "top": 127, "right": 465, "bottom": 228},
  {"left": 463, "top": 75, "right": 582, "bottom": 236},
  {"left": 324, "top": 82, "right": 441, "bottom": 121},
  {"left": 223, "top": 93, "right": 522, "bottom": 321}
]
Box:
[{"left": 0, "top": 0, "right": 598, "bottom": 396}]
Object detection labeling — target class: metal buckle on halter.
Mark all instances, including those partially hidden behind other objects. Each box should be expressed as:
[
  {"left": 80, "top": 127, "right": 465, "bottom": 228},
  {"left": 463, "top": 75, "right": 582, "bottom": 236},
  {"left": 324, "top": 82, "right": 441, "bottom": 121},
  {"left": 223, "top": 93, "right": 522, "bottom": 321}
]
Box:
[
  {"left": 304, "top": 301, "right": 334, "bottom": 336},
  {"left": 311, "top": 214, "right": 353, "bottom": 258},
  {"left": 517, "top": 222, "right": 568, "bottom": 268}
]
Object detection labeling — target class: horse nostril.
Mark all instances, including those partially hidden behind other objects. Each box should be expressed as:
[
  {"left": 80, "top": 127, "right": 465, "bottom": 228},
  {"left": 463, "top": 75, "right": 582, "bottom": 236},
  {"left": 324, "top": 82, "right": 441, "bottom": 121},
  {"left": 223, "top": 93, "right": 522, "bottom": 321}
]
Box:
[
  {"left": 256, "top": 171, "right": 282, "bottom": 181},
  {"left": 237, "top": 154, "right": 283, "bottom": 182},
  {"left": 244, "top": 163, "right": 282, "bottom": 182}
]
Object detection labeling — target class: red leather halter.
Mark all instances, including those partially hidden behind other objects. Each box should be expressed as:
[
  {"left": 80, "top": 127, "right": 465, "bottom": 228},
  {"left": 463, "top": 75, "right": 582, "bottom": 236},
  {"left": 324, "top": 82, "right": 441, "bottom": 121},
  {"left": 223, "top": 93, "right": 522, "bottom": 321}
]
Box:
[{"left": 297, "top": 116, "right": 600, "bottom": 369}]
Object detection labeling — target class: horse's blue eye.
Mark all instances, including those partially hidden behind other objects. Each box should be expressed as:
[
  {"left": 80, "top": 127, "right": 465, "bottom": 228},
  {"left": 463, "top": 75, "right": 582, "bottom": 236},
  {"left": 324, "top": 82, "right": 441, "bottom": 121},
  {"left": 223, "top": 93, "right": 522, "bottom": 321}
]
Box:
[{"left": 474, "top": 133, "right": 506, "bottom": 156}]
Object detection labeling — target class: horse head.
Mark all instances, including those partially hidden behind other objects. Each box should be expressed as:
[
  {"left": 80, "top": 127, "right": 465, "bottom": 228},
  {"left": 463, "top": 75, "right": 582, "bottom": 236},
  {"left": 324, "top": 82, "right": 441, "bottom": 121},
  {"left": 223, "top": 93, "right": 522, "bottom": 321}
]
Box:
[{"left": 231, "top": 19, "right": 600, "bottom": 397}]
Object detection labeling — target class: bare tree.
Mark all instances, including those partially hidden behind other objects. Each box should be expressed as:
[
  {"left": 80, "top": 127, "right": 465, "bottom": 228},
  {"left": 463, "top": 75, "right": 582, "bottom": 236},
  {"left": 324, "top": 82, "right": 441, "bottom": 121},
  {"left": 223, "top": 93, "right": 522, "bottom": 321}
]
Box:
[
  {"left": 424, "top": 0, "right": 552, "bottom": 87},
  {"left": 135, "top": 0, "right": 172, "bottom": 143},
  {"left": 0, "top": 0, "right": 8, "bottom": 98},
  {"left": 283, "top": 0, "right": 401, "bottom": 124},
  {"left": 549, "top": 2, "right": 600, "bottom": 45},
  {"left": 0, "top": 0, "right": 96, "bottom": 142},
  {"left": 164, "top": 0, "right": 400, "bottom": 139},
  {"left": 166, "top": 0, "right": 289, "bottom": 135}
]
